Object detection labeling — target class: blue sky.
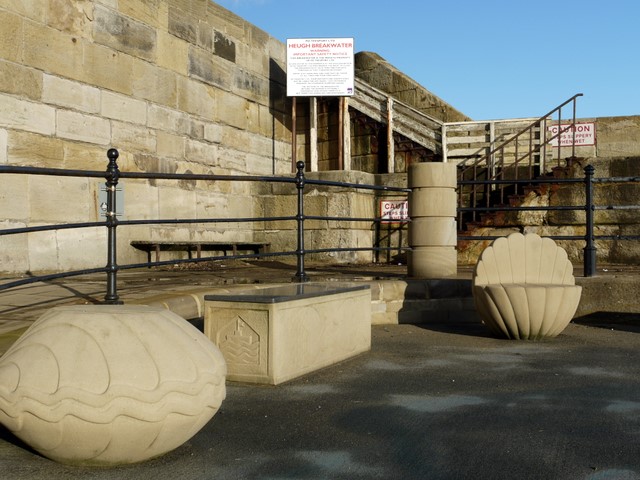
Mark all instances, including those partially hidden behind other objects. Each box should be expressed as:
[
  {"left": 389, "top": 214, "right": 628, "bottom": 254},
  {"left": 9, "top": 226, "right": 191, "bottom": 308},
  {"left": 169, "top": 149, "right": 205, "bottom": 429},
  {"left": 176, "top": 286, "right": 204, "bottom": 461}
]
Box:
[{"left": 215, "top": 0, "right": 639, "bottom": 121}]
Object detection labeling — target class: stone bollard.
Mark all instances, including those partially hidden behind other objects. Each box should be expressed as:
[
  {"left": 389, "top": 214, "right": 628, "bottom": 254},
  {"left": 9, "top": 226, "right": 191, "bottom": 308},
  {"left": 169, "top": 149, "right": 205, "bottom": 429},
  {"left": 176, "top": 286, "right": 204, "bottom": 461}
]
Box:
[{"left": 408, "top": 162, "right": 458, "bottom": 278}]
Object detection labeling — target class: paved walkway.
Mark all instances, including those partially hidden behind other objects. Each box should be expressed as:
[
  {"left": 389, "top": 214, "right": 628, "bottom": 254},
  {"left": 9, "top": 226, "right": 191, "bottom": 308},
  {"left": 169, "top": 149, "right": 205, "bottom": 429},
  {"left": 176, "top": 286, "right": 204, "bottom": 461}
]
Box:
[
  {"left": 1, "top": 260, "right": 640, "bottom": 479},
  {"left": 0, "top": 260, "right": 412, "bottom": 354},
  {"left": 3, "top": 321, "right": 640, "bottom": 479}
]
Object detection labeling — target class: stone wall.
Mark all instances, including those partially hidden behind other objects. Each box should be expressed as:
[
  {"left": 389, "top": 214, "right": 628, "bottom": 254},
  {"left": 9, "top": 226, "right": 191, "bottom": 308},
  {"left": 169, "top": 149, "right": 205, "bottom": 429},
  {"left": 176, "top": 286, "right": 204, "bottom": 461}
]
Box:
[
  {"left": 354, "top": 52, "right": 471, "bottom": 123},
  {"left": 557, "top": 116, "right": 640, "bottom": 159},
  {"left": 458, "top": 156, "right": 640, "bottom": 267},
  {"left": 0, "top": 0, "right": 291, "bottom": 273}
]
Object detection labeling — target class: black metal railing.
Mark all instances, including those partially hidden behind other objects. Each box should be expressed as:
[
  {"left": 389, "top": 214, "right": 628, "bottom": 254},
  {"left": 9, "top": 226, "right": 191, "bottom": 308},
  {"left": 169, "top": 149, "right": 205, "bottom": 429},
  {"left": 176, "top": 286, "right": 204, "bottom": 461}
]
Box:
[
  {"left": 0, "top": 149, "right": 410, "bottom": 303},
  {"left": 457, "top": 93, "right": 583, "bottom": 228},
  {"left": 458, "top": 165, "right": 640, "bottom": 277}
]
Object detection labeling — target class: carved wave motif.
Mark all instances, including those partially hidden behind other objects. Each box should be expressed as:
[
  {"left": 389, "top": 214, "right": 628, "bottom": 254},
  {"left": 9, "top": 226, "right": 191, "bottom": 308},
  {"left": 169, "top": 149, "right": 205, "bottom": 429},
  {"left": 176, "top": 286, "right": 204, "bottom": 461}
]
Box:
[
  {"left": 0, "top": 305, "right": 227, "bottom": 466},
  {"left": 220, "top": 317, "right": 260, "bottom": 365}
]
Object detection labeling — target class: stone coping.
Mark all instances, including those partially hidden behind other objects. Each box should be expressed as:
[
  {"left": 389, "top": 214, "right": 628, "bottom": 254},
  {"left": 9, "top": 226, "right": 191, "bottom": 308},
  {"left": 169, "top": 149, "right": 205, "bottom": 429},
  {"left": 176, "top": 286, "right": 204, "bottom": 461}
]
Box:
[{"left": 203, "top": 282, "right": 370, "bottom": 304}]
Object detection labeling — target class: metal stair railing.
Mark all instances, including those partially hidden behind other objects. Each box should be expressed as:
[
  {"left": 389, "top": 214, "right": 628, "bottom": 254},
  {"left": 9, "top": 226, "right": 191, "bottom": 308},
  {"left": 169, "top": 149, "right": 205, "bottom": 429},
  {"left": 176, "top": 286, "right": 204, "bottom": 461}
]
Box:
[
  {"left": 456, "top": 93, "right": 583, "bottom": 227},
  {"left": 350, "top": 77, "right": 444, "bottom": 154}
]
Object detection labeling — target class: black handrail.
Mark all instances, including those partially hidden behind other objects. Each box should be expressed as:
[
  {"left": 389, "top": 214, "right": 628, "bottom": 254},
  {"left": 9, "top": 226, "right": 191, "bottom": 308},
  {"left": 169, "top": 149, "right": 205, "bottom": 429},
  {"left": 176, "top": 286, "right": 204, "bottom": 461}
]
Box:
[
  {"left": 0, "top": 149, "right": 410, "bottom": 301},
  {"left": 457, "top": 94, "right": 583, "bottom": 227},
  {"left": 458, "top": 165, "right": 640, "bottom": 277}
]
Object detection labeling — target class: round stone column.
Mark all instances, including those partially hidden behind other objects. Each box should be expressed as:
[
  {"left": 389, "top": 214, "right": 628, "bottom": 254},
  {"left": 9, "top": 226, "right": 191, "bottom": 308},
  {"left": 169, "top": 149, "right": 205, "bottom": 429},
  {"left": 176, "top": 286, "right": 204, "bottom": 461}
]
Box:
[{"left": 408, "top": 162, "right": 458, "bottom": 277}]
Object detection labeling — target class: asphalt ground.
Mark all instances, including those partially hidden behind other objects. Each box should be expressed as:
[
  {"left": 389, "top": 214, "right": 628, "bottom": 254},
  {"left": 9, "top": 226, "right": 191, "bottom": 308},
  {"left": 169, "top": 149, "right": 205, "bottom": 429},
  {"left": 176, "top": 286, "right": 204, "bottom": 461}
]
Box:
[
  {"left": 1, "top": 261, "right": 640, "bottom": 479},
  {"left": 2, "top": 321, "right": 640, "bottom": 480}
]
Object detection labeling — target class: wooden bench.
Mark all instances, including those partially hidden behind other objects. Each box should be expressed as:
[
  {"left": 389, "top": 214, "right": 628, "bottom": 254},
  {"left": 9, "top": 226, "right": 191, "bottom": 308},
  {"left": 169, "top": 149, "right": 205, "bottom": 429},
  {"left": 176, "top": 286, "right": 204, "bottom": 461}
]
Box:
[{"left": 130, "top": 241, "right": 270, "bottom": 263}]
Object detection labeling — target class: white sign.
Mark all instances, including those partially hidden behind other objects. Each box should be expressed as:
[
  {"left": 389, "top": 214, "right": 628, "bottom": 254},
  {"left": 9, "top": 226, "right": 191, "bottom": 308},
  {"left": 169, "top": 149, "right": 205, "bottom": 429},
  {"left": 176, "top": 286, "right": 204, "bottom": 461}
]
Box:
[
  {"left": 286, "top": 38, "right": 354, "bottom": 97},
  {"left": 380, "top": 199, "right": 408, "bottom": 223},
  {"left": 548, "top": 122, "right": 596, "bottom": 147}
]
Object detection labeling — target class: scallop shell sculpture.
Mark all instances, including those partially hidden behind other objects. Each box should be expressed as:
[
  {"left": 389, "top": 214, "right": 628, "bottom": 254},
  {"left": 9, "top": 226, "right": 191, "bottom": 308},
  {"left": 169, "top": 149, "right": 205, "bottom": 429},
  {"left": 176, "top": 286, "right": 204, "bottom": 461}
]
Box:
[
  {"left": 0, "top": 305, "right": 226, "bottom": 465},
  {"left": 472, "top": 232, "right": 582, "bottom": 340}
]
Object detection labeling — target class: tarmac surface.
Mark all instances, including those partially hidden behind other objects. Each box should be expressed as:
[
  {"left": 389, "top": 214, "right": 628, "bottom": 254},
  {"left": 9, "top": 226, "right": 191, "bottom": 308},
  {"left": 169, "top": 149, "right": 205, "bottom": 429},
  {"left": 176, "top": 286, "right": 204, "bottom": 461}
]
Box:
[{"left": 1, "top": 261, "right": 640, "bottom": 479}]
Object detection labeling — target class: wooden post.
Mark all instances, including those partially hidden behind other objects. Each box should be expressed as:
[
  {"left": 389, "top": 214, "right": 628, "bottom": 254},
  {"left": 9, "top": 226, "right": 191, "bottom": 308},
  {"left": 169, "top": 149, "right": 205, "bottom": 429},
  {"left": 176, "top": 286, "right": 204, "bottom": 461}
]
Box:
[
  {"left": 442, "top": 124, "right": 448, "bottom": 163},
  {"left": 337, "top": 97, "right": 343, "bottom": 170},
  {"left": 386, "top": 97, "right": 394, "bottom": 174},
  {"left": 342, "top": 97, "right": 351, "bottom": 171},
  {"left": 310, "top": 97, "right": 318, "bottom": 172},
  {"left": 291, "top": 97, "right": 297, "bottom": 172}
]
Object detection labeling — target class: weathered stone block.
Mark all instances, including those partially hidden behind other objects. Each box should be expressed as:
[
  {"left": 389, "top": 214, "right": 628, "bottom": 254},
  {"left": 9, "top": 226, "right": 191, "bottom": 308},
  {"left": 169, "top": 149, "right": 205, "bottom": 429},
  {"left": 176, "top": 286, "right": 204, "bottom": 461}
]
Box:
[
  {"left": 185, "top": 138, "right": 219, "bottom": 166},
  {"left": 101, "top": 90, "right": 147, "bottom": 124},
  {"left": 188, "top": 46, "right": 231, "bottom": 89},
  {"left": 27, "top": 229, "right": 59, "bottom": 272},
  {"left": 596, "top": 116, "right": 640, "bottom": 157},
  {"left": 56, "top": 110, "right": 110, "bottom": 145},
  {"left": 0, "top": 221, "right": 28, "bottom": 272},
  {"left": 214, "top": 30, "right": 236, "bottom": 63},
  {"left": 0, "top": 60, "right": 42, "bottom": 101},
  {"left": 47, "top": 0, "right": 93, "bottom": 36},
  {"left": 158, "top": 185, "right": 197, "bottom": 219},
  {"left": 157, "top": 131, "right": 185, "bottom": 159},
  {"left": 42, "top": 74, "right": 99, "bottom": 113},
  {"left": 62, "top": 141, "right": 109, "bottom": 170},
  {"left": 81, "top": 42, "right": 134, "bottom": 95},
  {"left": 0, "top": 128, "right": 6, "bottom": 163},
  {"left": 121, "top": 179, "right": 159, "bottom": 219},
  {"left": 111, "top": 121, "right": 156, "bottom": 153},
  {"left": 29, "top": 176, "right": 94, "bottom": 223},
  {"left": 56, "top": 227, "right": 106, "bottom": 271},
  {"left": 7, "top": 131, "right": 64, "bottom": 167},
  {"left": 23, "top": 21, "right": 84, "bottom": 83},
  {"left": 1, "top": 0, "right": 46, "bottom": 22},
  {"left": 214, "top": 89, "right": 249, "bottom": 129},
  {"left": 132, "top": 58, "right": 178, "bottom": 108},
  {"left": 0, "top": 173, "right": 28, "bottom": 219},
  {"left": 94, "top": 5, "right": 156, "bottom": 62},
  {"left": 119, "top": 0, "right": 167, "bottom": 29},
  {"left": 0, "top": 93, "right": 55, "bottom": 136},
  {"left": 157, "top": 30, "right": 189, "bottom": 75},
  {"left": 148, "top": 104, "right": 190, "bottom": 135},
  {"left": 0, "top": 10, "right": 22, "bottom": 63},
  {"left": 168, "top": 4, "right": 197, "bottom": 44},
  {"left": 177, "top": 77, "right": 216, "bottom": 120}
]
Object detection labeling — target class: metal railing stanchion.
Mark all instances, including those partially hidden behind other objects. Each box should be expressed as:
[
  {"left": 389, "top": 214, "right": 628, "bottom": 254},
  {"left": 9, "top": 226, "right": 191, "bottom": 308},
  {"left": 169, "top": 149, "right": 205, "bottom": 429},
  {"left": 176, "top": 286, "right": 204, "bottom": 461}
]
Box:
[
  {"left": 104, "top": 148, "right": 123, "bottom": 304},
  {"left": 583, "top": 165, "right": 596, "bottom": 277},
  {"left": 293, "top": 160, "right": 309, "bottom": 282}
]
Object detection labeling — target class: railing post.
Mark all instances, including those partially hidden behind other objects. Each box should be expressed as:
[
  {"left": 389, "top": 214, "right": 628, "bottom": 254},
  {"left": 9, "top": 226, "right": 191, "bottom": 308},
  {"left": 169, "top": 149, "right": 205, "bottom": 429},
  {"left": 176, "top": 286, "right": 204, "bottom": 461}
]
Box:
[
  {"left": 293, "top": 160, "right": 309, "bottom": 282},
  {"left": 583, "top": 165, "right": 596, "bottom": 277},
  {"left": 104, "top": 148, "right": 123, "bottom": 304}
]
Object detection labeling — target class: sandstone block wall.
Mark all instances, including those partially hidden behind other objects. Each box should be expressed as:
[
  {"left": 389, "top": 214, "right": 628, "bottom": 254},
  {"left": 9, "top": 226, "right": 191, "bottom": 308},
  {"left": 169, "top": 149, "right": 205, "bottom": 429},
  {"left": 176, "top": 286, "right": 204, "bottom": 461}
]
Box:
[{"left": 0, "top": 0, "right": 291, "bottom": 273}]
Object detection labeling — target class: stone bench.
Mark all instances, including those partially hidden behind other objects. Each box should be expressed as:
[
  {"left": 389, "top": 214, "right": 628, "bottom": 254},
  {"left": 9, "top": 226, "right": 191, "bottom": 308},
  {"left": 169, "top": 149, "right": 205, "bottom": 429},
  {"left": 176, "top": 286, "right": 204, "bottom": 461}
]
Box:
[
  {"left": 130, "top": 240, "right": 270, "bottom": 263},
  {"left": 472, "top": 232, "right": 582, "bottom": 339},
  {"left": 204, "top": 283, "right": 371, "bottom": 385}
]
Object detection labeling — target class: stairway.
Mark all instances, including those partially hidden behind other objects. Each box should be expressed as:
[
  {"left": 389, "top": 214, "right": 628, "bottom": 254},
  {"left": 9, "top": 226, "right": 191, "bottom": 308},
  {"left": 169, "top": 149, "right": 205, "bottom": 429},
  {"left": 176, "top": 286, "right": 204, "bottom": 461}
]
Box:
[
  {"left": 452, "top": 94, "right": 584, "bottom": 232},
  {"left": 350, "top": 77, "right": 444, "bottom": 155}
]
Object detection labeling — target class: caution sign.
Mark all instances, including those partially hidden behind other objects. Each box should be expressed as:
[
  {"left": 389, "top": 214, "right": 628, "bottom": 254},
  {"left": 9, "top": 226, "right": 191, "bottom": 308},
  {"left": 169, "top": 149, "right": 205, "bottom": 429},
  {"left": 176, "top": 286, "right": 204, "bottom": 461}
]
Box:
[
  {"left": 548, "top": 123, "right": 596, "bottom": 147},
  {"left": 380, "top": 199, "right": 408, "bottom": 223}
]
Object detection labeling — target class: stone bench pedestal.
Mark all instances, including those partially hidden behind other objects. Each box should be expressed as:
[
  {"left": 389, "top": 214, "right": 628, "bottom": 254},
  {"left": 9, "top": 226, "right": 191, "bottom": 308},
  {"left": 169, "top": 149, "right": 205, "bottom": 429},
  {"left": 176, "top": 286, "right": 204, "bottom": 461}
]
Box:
[{"left": 204, "top": 284, "right": 371, "bottom": 385}]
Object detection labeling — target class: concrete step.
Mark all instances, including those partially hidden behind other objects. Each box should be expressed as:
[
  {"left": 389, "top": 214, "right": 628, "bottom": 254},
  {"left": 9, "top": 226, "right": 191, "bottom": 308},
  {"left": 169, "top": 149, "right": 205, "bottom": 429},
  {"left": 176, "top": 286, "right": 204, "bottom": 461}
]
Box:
[{"left": 365, "top": 278, "right": 479, "bottom": 325}]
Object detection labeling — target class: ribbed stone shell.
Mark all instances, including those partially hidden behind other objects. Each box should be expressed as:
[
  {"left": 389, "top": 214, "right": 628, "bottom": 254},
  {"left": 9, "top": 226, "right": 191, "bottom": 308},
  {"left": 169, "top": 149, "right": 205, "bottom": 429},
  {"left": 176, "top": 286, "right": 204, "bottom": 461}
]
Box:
[
  {"left": 0, "top": 305, "right": 226, "bottom": 465},
  {"left": 472, "top": 233, "right": 582, "bottom": 340}
]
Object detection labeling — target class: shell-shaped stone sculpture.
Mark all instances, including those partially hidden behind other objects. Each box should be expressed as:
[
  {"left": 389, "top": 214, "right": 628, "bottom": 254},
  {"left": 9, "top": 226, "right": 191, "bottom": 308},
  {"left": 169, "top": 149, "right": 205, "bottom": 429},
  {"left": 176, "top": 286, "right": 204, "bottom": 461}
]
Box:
[
  {"left": 472, "top": 232, "right": 582, "bottom": 339},
  {"left": 0, "top": 305, "right": 226, "bottom": 465}
]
